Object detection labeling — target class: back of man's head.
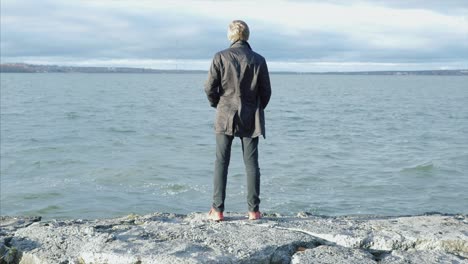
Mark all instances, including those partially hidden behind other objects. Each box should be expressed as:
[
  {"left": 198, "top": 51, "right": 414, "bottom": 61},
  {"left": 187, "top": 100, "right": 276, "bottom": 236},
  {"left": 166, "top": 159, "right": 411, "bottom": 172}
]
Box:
[{"left": 227, "top": 20, "right": 250, "bottom": 43}]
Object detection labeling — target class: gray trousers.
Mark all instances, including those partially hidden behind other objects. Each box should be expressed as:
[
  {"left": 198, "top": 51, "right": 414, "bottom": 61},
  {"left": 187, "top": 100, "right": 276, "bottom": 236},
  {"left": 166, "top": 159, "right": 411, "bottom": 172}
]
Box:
[{"left": 212, "top": 134, "right": 261, "bottom": 212}]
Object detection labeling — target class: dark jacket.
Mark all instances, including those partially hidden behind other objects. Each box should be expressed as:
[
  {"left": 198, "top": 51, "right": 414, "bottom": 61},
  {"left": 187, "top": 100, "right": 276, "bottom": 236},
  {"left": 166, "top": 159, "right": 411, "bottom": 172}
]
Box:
[{"left": 205, "top": 40, "right": 271, "bottom": 138}]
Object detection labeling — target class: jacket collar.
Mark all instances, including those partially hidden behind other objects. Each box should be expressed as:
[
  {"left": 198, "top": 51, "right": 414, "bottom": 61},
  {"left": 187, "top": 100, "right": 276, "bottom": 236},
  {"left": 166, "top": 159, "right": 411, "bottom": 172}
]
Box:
[{"left": 230, "top": 40, "right": 252, "bottom": 50}]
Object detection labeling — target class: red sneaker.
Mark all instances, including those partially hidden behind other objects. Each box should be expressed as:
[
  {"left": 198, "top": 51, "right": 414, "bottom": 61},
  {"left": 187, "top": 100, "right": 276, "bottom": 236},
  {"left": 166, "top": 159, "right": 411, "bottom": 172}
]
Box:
[
  {"left": 208, "top": 208, "right": 224, "bottom": 221},
  {"left": 248, "top": 211, "right": 261, "bottom": 220}
]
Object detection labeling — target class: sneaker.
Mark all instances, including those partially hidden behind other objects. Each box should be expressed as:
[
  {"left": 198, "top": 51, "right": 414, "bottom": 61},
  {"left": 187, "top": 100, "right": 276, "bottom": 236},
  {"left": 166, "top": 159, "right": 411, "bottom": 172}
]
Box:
[
  {"left": 208, "top": 208, "right": 224, "bottom": 221},
  {"left": 248, "top": 211, "right": 261, "bottom": 220}
]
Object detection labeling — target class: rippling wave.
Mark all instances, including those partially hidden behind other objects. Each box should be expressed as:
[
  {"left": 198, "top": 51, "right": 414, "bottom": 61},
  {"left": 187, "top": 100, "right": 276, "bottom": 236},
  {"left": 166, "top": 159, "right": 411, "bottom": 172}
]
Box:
[
  {"left": 401, "top": 162, "right": 435, "bottom": 172},
  {"left": 1, "top": 73, "right": 467, "bottom": 219}
]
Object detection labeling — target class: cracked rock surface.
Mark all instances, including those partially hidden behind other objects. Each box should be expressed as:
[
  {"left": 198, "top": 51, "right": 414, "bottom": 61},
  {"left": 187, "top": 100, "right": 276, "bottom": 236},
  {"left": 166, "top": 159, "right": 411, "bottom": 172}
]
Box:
[{"left": 0, "top": 213, "right": 467, "bottom": 263}]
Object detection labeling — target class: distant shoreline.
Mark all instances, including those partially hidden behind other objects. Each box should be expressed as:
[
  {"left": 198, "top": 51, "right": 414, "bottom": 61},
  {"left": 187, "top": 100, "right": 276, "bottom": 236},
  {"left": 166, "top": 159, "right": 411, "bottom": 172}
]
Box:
[{"left": 1, "top": 63, "right": 467, "bottom": 75}]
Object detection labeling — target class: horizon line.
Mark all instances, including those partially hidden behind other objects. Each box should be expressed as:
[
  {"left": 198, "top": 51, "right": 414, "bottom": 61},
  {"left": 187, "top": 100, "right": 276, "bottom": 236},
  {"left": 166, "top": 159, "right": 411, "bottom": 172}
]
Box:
[{"left": 2, "top": 62, "right": 468, "bottom": 74}]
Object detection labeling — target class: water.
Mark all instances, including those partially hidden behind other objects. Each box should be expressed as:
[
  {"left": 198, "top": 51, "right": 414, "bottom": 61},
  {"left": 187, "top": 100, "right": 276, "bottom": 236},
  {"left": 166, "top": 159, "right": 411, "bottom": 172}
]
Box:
[{"left": 1, "top": 73, "right": 467, "bottom": 219}]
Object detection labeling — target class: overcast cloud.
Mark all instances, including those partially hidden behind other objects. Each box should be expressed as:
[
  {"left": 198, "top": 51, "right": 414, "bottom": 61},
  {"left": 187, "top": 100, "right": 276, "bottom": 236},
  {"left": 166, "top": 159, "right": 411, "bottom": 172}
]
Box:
[{"left": 1, "top": 0, "right": 467, "bottom": 71}]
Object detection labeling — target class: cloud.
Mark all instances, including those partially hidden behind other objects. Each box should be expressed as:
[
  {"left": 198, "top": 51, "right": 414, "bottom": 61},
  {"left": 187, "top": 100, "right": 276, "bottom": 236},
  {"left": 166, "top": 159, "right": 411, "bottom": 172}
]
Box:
[
  {"left": 1, "top": 0, "right": 467, "bottom": 71},
  {"left": 1, "top": 0, "right": 233, "bottom": 61},
  {"left": 364, "top": 0, "right": 468, "bottom": 15}
]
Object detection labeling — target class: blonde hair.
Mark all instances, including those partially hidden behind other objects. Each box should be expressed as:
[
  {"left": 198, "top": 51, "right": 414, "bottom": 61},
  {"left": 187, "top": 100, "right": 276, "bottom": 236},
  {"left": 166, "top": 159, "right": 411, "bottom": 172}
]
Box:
[{"left": 227, "top": 20, "right": 250, "bottom": 43}]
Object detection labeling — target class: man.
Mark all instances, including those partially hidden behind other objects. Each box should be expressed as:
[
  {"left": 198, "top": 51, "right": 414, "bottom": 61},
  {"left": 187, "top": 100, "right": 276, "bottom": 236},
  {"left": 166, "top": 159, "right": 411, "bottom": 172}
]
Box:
[{"left": 204, "top": 20, "right": 272, "bottom": 221}]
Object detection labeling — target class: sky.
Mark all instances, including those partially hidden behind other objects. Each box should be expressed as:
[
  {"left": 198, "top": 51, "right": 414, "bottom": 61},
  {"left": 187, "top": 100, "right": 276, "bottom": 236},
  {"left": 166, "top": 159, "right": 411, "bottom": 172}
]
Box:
[{"left": 1, "top": 0, "right": 467, "bottom": 72}]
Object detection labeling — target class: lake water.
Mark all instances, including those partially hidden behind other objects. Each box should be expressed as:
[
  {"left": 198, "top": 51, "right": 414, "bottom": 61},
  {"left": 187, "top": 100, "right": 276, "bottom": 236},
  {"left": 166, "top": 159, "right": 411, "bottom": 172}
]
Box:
[{"left": 1, "top": 73, "right": 467, "bottom": 219}]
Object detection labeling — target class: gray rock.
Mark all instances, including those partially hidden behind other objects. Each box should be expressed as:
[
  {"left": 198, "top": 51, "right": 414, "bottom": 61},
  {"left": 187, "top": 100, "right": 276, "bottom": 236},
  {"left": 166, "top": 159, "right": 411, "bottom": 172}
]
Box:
[
  {"left": 380, "top": 250, "right": 468, "bottom": 264},
  {"left": 0, "top": 213, "right": 467, "bottom": 263},
  {"left": 291, "top": 245, "right": 376, "bottom": 264}
]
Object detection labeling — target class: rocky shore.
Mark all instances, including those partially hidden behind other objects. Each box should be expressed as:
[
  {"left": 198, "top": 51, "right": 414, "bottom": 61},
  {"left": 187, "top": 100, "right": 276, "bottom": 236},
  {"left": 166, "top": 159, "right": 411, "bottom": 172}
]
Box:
[{"left": 1, "top": 212, "right": 467, "bottom": 263}]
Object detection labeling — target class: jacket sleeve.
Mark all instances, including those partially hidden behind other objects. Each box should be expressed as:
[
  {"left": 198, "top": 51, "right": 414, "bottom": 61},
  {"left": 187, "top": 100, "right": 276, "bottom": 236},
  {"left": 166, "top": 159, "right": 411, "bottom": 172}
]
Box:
[
  {"left": 204, "top": 54, "right": 221, "bottom": 108},
  {"left": 258, "top": 59, "right": 272, "bottom": 109}
]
